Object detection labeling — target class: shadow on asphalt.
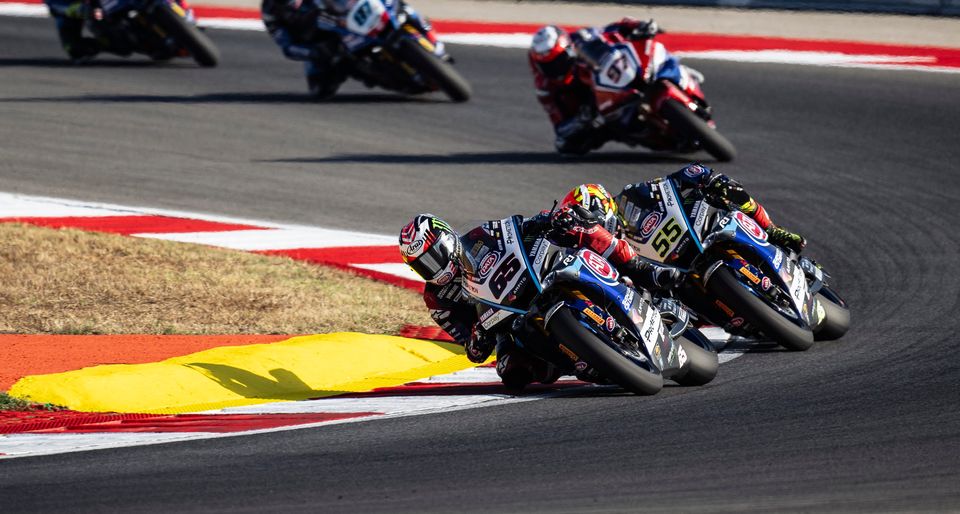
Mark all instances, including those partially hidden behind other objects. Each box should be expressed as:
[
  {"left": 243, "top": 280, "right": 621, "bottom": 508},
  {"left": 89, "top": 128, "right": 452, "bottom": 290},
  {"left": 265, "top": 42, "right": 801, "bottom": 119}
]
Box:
[
  {"left": 0, "top": 57, "right": 188, "bottom": 68},
  {"left": 259, "top": 151, "right": 697, "bottom": 166},
  {"left": 0, "top": 91, "right": 443, "bottom": 104}
]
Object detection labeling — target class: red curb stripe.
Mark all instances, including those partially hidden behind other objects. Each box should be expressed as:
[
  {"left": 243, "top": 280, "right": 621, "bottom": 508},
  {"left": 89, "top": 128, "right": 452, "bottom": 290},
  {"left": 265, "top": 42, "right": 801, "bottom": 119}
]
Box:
[
  {"left": 257, "top": 247, "right": 425, "bottom": 292},
  {"left": 333, "top": 380, "right": 588, "bottom": 398},
  {"left": 0, "top": 215, "right": 268, "bottom": 235},
  {"left": 0, "top": 411, "right": 162, "bottom": 434},
  {"left": 398, "top": 324, "right": 454, "bottom": 342},
  {"left": 40, "top": 413, "right": 380, "bottom": 433}
]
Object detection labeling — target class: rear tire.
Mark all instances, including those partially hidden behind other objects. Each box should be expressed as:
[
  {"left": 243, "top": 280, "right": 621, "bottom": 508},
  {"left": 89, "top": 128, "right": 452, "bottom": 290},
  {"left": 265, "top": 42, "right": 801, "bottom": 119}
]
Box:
[
  {"left": 660, "top": 98, "right": 736, "bottom": 162},
  {"left": 672, "top": 330, "right": 719, "bottom": 386},
  {"left": 548, "top": 308, "right": 663, "bottom": 395},
  {"left": 152, "top": 3, "right": 219, "bottom": 67},
  {"left": 395, "top": 37, "right": 471, "bottom": 102},
  {"left": 814, "top": 290, "right": 850, "bottom": 341},
  {"left": 708, "top": 267, "right": 814, "bottom": 351}
]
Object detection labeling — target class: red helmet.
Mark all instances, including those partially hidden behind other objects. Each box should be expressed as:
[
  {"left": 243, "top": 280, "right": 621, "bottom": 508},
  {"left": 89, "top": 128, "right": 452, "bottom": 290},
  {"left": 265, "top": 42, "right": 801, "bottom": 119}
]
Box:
[
  {"left": 399, "top": 214, "right": 461, "bottom": 286},
  {"left": 529, "top": 25, "right": 575, "bottom": 80},
  {"left": 560, "top": 184, "right": 621, "bottom": 234}
]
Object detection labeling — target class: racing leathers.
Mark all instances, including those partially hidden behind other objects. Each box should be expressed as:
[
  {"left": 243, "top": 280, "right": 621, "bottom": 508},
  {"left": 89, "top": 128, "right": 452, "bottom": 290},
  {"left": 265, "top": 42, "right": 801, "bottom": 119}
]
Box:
[
  {"left": 45, "top": 0, "right": 135, "bottom": 60},
  {"left": 262, "top": 0, "right": 347, "bottom": 98},
  {"left": 530, "top": 18, "right": 669, "bottom": 154},
  {"left": 421, "top": 207, "right": 680, "bottom": 388},
  {"left": 615, "top": 163, "right": 807, "bottom": 253}
]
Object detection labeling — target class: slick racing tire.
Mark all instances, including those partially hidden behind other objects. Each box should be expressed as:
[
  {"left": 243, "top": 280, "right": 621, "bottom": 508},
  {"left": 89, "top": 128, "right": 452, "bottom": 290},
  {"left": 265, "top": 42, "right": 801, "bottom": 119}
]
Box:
[
  {"left": 548, "top": 308, "right": 663, "bottom": 395},
  {"left": 709, "top": 267, "right": 815, "bottom": 351},
  {"left": 660, "top": 98, "right": 736, "bottom": 162},
  {"left": 672, "top": 329, "right": 719, "bottom": 387},
  {"left": 395, "top": 37, "right": 472, "bottom": 102},
  {"left": 152, "top": 3, "right": 219, "bottom": 67},
  {"left": 814, "top": 289, "right": 850, "bottom": 341}
]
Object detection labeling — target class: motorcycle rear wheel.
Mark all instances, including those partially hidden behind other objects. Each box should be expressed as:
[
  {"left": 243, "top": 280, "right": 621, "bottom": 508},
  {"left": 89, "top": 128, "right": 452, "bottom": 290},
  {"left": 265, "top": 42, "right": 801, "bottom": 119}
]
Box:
[
  {"left": 708, "top": 267, "right": 814, "bottom": 351},
  {"left": 395, "top": 37, "right": 471, "bottom": 102},
  {"left": 548, "top": 308, "right": 663, "bottom": 395},
  {"left": 151, "top": 3, "right": 219, "bottom": 67},
  {"left": 660, "top": 98, "right": 736, "bottom": 162}
]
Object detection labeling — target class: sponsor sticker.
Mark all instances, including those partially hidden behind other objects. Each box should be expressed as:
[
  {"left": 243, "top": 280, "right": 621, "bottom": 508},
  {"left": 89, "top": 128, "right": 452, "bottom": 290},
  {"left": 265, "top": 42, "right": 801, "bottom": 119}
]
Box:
[
  {"left": 739, "top": 266, "right": 761, "bottom": 284},
  {"left": 640, "top": 211, "right": 662, "bottom": 237},
  {"left": 605, "top": 316, "right": 616, "bottom": 332},
  {"left": 715, "top": 300, "right": 734, "bottom": 317},
  {"left": 559, "top": 344, "right": 579, "bottom": 362},
  {"left": 580, "top": 250, "right": 618, "bottom": 283},
  {"left": 730, "top": 316, "right": 745, "bottom": 327},
  {"left": 620, "top": 289, "right": 635, "bottom": 311},
  {"left": 477, "top": 252, "right": 499, "bottom": 278},
  {"left": 406, "top": 238, "right": 423, "bottom": 256},
  {"left": 435, "top": 271, "right": 453, "bottom": 286},
  {"left": 582, "top": 306, "right": 605, "bottom": 325},
  {"left": 683, "top": 164, "right": 708, "bottom": 178},
  {"left": 772, "top": 248, "right": 784, "bottom": 270},
  {"left": 733, "top": 211, "right": 769, "bottom": 245},
  {"left": 761, "top": 276, "right": 772, "bottom": 291}
]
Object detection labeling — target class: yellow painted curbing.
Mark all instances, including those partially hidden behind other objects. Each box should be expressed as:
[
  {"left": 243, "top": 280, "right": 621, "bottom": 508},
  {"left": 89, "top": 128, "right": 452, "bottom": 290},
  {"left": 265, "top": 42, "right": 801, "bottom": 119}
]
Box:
[{"left": 9, "top": 333, "right": 477, "bottom": 414}]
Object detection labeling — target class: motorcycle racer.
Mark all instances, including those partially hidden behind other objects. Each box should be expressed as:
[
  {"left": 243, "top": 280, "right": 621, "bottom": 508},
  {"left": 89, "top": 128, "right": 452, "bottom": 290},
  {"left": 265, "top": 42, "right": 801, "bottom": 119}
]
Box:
[
  {"left": 262, "top": 0, "right": 442, "bottom": 99},
  {"left": 564, "top": 164, "right": 807, "bottom": 255},
  {"left": 529, "top": 18, "right": 685, "bottom": 154},
  {"left": 44, "top": 0, "right": 136, "bottom": 61},
  {"left": 399, "top": 208, "right": 681, "bottom": 389}
]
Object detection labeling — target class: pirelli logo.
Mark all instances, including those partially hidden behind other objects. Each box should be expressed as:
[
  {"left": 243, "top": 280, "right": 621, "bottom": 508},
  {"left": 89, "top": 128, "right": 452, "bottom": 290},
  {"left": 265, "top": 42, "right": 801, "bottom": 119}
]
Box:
[{"left": 582, "top": 307, "right": 605, "bottom": 325}]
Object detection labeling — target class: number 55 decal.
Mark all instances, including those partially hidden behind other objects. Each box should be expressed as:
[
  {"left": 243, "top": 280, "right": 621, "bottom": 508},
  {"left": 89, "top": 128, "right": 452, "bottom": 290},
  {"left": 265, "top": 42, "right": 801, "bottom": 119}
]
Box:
[{"left": 652, "top": 218, "right": 682, "bottom": 258}]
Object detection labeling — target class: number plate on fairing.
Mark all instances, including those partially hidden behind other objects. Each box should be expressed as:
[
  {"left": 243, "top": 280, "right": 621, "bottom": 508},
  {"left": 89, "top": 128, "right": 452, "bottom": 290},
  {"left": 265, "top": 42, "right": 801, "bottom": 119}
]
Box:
[
  {"left": 462, "top": 217, "right": 534, "bottom": 308},
  {"left": 345, "top": 0, "right": 386, "bottom": 35},
  {"left": 632, "top": 181, "right": 691, "bottom": 263}
]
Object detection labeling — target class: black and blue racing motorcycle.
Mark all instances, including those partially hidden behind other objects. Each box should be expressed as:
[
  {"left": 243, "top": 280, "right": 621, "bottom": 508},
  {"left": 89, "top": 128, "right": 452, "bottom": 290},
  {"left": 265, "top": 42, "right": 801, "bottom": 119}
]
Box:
[
  {"left": 459, "top": 216, "right": 718, "bottom": 396},
  {"left": 622, "top": 179, "right": 851, "bottom": 351}
]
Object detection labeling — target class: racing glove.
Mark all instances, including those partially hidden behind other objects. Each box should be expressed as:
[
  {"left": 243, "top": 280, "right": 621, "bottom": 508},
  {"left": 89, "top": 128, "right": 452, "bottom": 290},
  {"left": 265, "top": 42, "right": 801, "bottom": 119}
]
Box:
[
  {"left": 550, "top": 205, "right": 600, "bottom": 245},
  {"left": 465, "top": 324, "right": 495, "bottom": 363}
]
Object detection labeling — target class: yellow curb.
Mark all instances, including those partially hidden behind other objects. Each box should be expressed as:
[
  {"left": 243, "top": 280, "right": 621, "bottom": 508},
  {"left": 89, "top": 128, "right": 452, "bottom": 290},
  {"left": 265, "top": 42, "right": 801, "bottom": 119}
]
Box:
[{"left": 9, "top": 333, "right": 478, "bottom": 414}]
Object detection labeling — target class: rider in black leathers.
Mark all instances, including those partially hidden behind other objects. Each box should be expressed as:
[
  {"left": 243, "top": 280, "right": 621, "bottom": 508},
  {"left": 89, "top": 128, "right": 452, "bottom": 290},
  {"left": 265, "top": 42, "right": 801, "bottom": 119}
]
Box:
[
  {"left": 261, "top": 0, "right": 348, "bottom": 99},
  {"left": 399, "top": 208, "right": 681, "bottom": 389}
]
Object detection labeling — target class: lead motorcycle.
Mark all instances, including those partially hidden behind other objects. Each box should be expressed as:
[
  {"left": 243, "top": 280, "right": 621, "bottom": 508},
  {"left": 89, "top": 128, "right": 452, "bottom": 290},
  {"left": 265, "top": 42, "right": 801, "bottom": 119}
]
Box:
[
  {"left": 459, "top": 216, "right": 718, "bottom": 395},
  {"left": 573, "top": 26, "right": 735, "bottom": 161},
  {"left": 82, "top": 0, "right": 219, "bottom": 66},
  {"left": 623, "top": 179, "right": 850, "bottom": 351},
  {"left": 317, "top": 0, "right": 471, "bottom": 101}
]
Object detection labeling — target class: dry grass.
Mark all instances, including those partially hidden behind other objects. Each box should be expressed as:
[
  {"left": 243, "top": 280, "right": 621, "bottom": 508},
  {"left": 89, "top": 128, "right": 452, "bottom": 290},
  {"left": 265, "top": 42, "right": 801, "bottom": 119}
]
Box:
[{"left": 0, "top": 223, "right": 432, "bottom": 335}]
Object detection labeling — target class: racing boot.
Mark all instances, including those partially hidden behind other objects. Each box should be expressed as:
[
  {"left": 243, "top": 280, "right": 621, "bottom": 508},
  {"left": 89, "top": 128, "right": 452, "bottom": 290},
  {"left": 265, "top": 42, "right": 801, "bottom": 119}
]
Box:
[
  {"left": 621, "top": 256, "right": 683, "bottom": 292},
  {"left": 767, "top": 226, "right": 806, "bottom": 254}
]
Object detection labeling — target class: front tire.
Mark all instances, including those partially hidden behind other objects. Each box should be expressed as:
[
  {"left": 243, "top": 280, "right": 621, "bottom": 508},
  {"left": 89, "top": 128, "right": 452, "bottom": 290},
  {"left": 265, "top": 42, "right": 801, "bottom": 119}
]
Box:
[
  {"left": 672, "top": 330, "right": 719, "bottom": 386},
  {"left": 548, "top": 308, "right": 663, "bottom": 395},
  {"left": 708, "top": 267, "right": 814, "bottom": 351},
  {"left": 395, "top": 37, "right": 471, "bottom": 102},
  {"left": 814, "top": 289, "right": 850, "bottom": 341},
  {"left": 660, "top": 98, "right": 736, "bottom": 162},
  {"left": 151, "top": 3, "right": 220, "bottom": 67}
]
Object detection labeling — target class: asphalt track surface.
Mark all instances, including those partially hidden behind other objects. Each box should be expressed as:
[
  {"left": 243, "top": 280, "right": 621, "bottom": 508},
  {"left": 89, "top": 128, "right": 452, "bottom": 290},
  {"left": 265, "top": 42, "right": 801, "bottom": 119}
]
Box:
[{"left": 2, "top": 16, "right": 960, "bottom": 513}]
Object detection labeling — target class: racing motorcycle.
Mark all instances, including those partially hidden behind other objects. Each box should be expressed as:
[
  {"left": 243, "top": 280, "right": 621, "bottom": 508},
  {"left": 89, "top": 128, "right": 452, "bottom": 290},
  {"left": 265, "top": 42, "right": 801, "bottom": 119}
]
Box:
[
  {"left": 574, "top": 26, "right": 735, "bottom": 161},
  {"left": 318, "top": 0, "right": 471, "bottom": 101},
  {"left": 82, "top": 0, "right": 219, "bottom": 66},
  {"left": 459, "top": 217, "right": 718, "bottom": 395},
  {"left": 623, "top": 180, "right": 850, "bottom": 351}
]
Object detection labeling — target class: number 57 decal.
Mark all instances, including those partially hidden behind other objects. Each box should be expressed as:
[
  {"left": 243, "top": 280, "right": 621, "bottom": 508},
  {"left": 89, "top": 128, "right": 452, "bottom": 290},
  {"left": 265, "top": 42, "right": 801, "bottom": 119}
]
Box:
[{"left": 652, "top": 218, "right": 683, "bottom": 258}]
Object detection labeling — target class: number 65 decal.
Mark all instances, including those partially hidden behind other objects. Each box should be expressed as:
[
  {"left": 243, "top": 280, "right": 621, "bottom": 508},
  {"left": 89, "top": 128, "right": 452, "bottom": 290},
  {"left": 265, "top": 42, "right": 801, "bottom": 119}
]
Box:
[{"left": 652, "top": 218, "right": 682, "bottom": 258}]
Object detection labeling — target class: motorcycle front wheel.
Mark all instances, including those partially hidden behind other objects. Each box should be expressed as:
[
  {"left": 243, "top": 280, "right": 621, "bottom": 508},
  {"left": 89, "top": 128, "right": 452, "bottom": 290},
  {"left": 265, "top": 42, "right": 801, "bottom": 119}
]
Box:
[
  {"left": 660, "top": 98, "right": 736, "bottom": 162},
  {"left": 672, "top": 329, "right": 719, "bottom": 386},
  {"left": 548, "top": 308, "right": 663, "bottom": 395},
  {"left": 394, "top": 37, "right": 471, "bottom": 102},
  {"left": 814, "top": 288, "right": 850, "bottom": 341},
  {"left": 708, "top": 266, "right": 814, "bottom": 351},
  {"left": 151, "top": 3, "right": 219, "bottom": 67}
]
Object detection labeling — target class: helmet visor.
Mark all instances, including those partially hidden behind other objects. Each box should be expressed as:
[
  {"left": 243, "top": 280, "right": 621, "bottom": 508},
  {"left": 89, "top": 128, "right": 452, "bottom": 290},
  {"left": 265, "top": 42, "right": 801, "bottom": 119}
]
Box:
[
  {"left": 537, "top": 51, "right": 573, "bottom": 79},
  {"left": 408, "top": 234, "right": 456, "bottom": 282}
]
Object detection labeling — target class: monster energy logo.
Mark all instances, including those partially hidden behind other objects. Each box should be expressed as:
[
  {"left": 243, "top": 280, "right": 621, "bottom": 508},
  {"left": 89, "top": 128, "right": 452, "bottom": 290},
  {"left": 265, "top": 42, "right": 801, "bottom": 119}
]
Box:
[{"left": 431, "top": 218, "right": 453, "bottom": 232}]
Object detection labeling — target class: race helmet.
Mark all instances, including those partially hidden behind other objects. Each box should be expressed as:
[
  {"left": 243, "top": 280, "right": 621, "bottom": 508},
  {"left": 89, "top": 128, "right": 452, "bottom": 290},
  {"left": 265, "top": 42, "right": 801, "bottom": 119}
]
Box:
[
  {"left": 560, "top": 183, "right": 621, "bottom": 233},
  {"left": 529, "top": 25, "right": 575, "bottom": 81},
  {"left": 399, "top": 214, "right": 461, "bottom": 286}
]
